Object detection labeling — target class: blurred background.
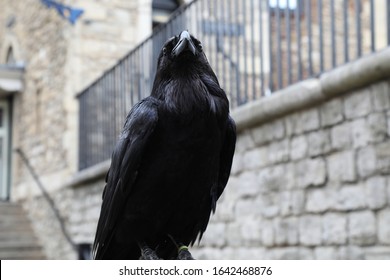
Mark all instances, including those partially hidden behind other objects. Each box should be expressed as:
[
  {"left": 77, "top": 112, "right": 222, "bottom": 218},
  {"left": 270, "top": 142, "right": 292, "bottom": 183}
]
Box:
[{"left": 0, "top": 0, "right": 389, "bottom": 259}]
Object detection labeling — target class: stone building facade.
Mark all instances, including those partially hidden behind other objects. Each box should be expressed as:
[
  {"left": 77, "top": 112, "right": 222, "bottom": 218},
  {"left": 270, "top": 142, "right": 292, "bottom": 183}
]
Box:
[{"left": 0, "top": 0, "right": 389, "bottom": 260}]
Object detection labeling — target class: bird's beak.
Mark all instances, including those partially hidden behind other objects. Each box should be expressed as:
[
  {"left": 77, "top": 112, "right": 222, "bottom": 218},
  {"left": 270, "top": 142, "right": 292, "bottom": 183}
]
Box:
[{"left": 172, "top": 31, "right": 197, "bottom": 57}]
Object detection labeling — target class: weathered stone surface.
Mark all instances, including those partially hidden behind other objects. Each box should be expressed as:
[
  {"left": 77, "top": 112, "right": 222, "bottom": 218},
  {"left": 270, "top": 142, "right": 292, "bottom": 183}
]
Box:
[
  {"left": 299, "top": 215, "right": 322, "bottom": 246},
  {"left": 364, "top": 246, "right": 390, "bottom": 260},
  {"left": 365, "top": 176, "right": 387, "bottom": 210},
  {"left": 251, "top": 119, "right": 285, "bottom": 145},
  {"left": 331, "top": 122, "right": 352, "bottom": 150},
  {"left": 320, "top": 98, "right": 344, "bottom": 127},
  {"left": 258, "top": 164, "right": 294, "bottom": 192},
  {"left": 261, "top": 220, "right": 275, "bottom": 247},
  {"left": 286, "top": 108, "right": 320, "bottom": 136},
  {"left": 259, "top": 192, "right": 280, "bottom": 218},
  {"left": 240, "top": 218, "right": 262, "bottom": 245},
  {"left": 332, "top": 185, "right": 366, "bottom": 211},
  {"left": 368, "top": 113, "right": 388, "bottom": 143},
  {"left": 231, "top": 152, "right": 244, "bottom": 175},
  {"left": 378, "top": 209, "right": 390, "bottom": 244},
  {"left": 295, "top": 158, "right": 326, "bottom": 188},
  {"left": 267, "top": 247, "right": 314, "bottom": 260},
  {"left": 375, "top": 142, "right": 390, "bottom": 174},
  {"left": 235, "top": 130, "right": 256, "bottom": 152},
  {"left": 371, "top": 81, "right": 390, "bottom": 111},
  {"left": 344, "top": 88, "right": 372, "bottom": 119},
  {"left": 322, "top": 213, "right": 347, "bottom": 245},
  {"left": 348, "top": 211, "right": 376, "bottom": 245},
  {"left": 350, "top": 118, "right": 371, "bottom": 148},
  {"left": 243, "top": 147, "right": 268, "bottom": 170},
  {"left": 314, "top": 247, "right": 338, "bottom": 259},
  {"left": 290, "top": 135, "right": 308, "bottom": 161},
  {"left": 306, "top": 188, "right": 334, "bottom": 213},
  {"left": 327, "top": 150, "right": 356, "bottom": 183},
  {"left": 274, "top": 217, "right": 299, "bottom": 246},
  {"left": 307, "top": 130, "right": 332, "bottom": 156},
  {"left": 267, "top": 139, "right": 289, "bottom": 164},
  {"left": 337, "top": 246, "right": 364, "bottom": 259},
  {"left": 201, "top": 223, "right": 226, "bottom": 247},
  {"left": 357, "top": 146, "right": 377, "bottom": 178},
  {"left": 280, "top": 190, "right": 305, "bottom": 216}
]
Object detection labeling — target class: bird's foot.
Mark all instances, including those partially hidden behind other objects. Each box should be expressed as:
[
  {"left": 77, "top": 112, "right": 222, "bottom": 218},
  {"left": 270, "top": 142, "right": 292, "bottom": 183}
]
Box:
[
  {"left": 177, "top": 245, "right": 195, "bottom": 260},
  {"left": 139, "top": 243, "right": 160, "bottom": 260}
]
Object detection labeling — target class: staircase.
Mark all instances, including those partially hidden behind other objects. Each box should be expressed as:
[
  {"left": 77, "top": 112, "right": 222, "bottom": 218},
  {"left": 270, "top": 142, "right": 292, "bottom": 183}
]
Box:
[{"left": 0, "top": 202, "right": 46, "bottom": 259}]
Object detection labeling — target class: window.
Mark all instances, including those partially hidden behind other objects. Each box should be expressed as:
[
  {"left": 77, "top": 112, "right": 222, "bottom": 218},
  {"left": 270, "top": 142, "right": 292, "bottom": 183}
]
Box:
[{"left": 0, "top": 101, "right": 10, "bottom": 200}]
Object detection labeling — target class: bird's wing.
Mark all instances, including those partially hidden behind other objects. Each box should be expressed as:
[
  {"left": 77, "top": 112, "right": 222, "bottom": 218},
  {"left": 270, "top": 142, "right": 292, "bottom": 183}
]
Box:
[
  {"left": 212, "top": 115, "right": 236, "bottom": 211},
  {"left": 93, "top": 96, "right": 159, "bottom": 258}
]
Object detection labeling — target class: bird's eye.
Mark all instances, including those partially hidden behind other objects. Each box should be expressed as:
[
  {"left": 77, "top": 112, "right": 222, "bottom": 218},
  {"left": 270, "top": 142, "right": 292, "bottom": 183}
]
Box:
[
  {"left": 198, "top": 43, "right": 203, "bottom": 52},
  {"left": 163, "top": 47, "right": 168, "bottom": 55}
]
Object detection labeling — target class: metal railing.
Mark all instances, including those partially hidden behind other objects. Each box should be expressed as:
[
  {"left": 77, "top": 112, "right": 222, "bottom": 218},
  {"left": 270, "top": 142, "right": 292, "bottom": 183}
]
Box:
[{"left": 77, "top": 0, "right": 390, "bottom": 171}]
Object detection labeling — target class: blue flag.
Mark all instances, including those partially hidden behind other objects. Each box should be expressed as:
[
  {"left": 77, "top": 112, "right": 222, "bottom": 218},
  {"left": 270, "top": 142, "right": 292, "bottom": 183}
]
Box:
[{"left": 41, "top": 0, "right": 84, "bottom": 25}]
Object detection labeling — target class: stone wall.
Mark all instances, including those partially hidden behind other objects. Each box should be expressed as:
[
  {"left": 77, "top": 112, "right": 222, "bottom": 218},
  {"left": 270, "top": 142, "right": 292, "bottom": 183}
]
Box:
[
  {"left": 34, "top": 48, "right": 389, "bottom": 260},
  {"left": 191, "top": 48, "right": 390, "bottom": 259}
]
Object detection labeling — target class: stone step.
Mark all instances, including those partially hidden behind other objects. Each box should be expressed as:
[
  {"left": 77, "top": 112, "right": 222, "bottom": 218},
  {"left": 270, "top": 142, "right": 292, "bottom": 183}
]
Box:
[
  {"left": 0, "top": 202, "right": 46, "bottom": 259},
  {"left": 0, "top": 248, "right": 46, "bottom": 260}
]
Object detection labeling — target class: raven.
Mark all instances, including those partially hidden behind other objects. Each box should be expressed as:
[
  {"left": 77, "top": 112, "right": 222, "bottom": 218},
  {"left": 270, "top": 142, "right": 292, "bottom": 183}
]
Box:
[{"left": 93, "top": 31, "right": 236, "bottom": 260}]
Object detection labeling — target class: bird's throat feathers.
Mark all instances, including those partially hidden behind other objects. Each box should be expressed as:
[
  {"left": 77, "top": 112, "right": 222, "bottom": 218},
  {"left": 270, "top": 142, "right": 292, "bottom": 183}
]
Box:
[{"left": 153, "top": 75, "right": 228, "bottom": 116}]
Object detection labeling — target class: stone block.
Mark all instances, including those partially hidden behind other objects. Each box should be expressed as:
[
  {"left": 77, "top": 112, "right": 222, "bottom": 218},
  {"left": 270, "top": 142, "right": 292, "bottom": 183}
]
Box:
[
  {"left": 332, "top": 185, "right": 366, "bottom": 211},
  {"left": 365, "top": 176, "right": 387, "bottom": 210},
  {"left": 226, "top": 222, "right": 242, "bottom": 247},
  {"left": 314, "top": 247, "right": 338, "bottom": 259},
  {"left": 376, "top": 142, "right": 390, "bottom": 174},
  {"left": 280, "top": 190, "right": 305, "bottom": 216},
  {"left": 290, "top": 135, "right": 308, "bottom": 161},
  {"left": 299, "top": 215, "right": 322, "bottom": 246},
  {"left": 267, "top": 247, "right": 314, "bottom": 260},
  {"left": 371, "top": 81, "right": 390, "bottom": 111},
  {"left": 258, "top": 164, "right": 294, "bottom": 192},
  {"left": 294, "top": 158, "right": 326, "bottom": 188},
  {"left": 307, "top": 130, "right": 332, "bottom": 156},
  {"left": 357, "top": 146, "right": 377, "bottom": 178},
  {"left": 201, "top": 223, "right": 226, "bottom": 247},
  {"left": 231, "top": 171, "right": 259, "bottom": 198},
  {"left": 261, "top": 220, "right": 274, "bottom": 247},
  {"left": 344, "top": 88, "right": 372, "bottom": 120},
  {"left": 364, "top": 246, "right": 390, "bottom": 260},
  {"left": 251, "top": 119, "right": 285, "bottom": 146},
  {"left": 348, "top": 211, "right": 376, "bottom": 245},
  {"left": 286, "top": 108, "right": 320, "bottom": 136},
  {"left": 368, "top": 113, "right": 387, "bottom": 143},
  {"left": 331, "top": 122, "right": 352, "bottom": 150},
  {"left": 322, "top": 213, "right": 347, "bottom": 245},
  {"left": 243, "top": 147, "right": 268, "bottom": 170},
  {"left": 259, "top": 192, "right": 280, "bottom": 218},
  {"left": 274, "top": 217, "right": 299, "bottom": 246},
  {"left": 268, "top": 139, "right": 289, "bottom": 164},
  {"left": 240, "top": 218, "right": 262, "bottom": 245},
  {"left": 378, "top": 209, "right": 390, "bottom": 244},
  {"left": 231, "top": 152, "right": 244, "bottom": 175},
  {"left": 306, "top": 188, "right": 335, "bottom": 213},
  {"left": 327, "top": 150, "right": 356, "bottom": 183},
  {"left": 235, "top": 130, "right": 255, "bottom": 153},
  {"left": 320, "top": 98, "right": 344, "bottom": 127},
  {"left": 350, "top": 118, "right": 371, "bottom": 148},
  {"left": 337, "top": 246, "right": 364, "bottom": 259}
]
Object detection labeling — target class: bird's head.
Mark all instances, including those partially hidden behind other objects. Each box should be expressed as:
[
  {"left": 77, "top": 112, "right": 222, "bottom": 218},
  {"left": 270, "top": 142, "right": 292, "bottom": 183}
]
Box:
[{"left": 154, "top": 31, "right": 215, "bottom": 80}]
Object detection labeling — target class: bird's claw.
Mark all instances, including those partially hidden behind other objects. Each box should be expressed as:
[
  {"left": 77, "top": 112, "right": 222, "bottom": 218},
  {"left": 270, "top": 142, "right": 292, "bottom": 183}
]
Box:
[{"left": 177, "top": 245, "right": 195, "bottom": 260}]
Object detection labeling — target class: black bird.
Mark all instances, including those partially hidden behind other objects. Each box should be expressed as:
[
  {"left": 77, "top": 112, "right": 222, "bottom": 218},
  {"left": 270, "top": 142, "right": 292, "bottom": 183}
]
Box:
[{"left": 93, "top": 31, "right": 236, "bottom": 260}]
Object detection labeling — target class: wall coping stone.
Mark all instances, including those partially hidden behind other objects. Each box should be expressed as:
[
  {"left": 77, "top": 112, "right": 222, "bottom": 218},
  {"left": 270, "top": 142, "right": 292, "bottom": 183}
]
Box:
[{"left": 69, "top": 47, "right": 390, "bottom": 188}]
